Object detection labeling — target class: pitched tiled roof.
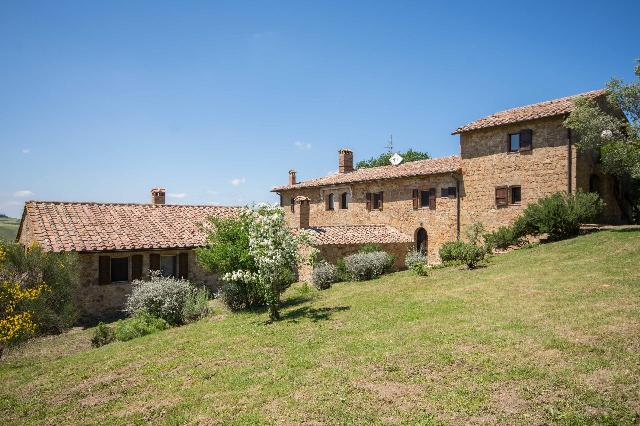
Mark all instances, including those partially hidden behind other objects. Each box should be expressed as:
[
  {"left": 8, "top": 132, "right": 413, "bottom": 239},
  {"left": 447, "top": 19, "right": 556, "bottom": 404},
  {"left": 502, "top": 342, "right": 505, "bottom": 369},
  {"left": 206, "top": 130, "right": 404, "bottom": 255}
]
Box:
[
  {"left": 304, "top": 225, "right": 412, "bottom": 245},
  {"left": 272, "top": 156, "right": 461, "bottom": 191},
  {"left": 452, "top": 89, "right": 606, "bottom": 134},
  {"left": 19, "top": 201, "right": 240, "bottom": 252}
]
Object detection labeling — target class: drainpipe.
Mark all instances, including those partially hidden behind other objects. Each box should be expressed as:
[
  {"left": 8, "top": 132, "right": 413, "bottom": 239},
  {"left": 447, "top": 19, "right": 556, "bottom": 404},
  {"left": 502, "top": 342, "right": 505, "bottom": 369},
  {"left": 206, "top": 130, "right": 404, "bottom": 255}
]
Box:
[
  {"left": 567, "top": 128, "right": 573, "bottom": 194},
  {"left": 454, "top": 174, "right": 461, "bottom": 241}
]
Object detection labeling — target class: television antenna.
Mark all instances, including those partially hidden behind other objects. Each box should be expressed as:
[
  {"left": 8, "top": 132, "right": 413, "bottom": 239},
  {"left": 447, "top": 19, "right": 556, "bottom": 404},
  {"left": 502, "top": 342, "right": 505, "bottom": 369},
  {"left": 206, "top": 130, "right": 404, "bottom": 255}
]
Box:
[{"left": 385, "top": 134, "right": 394, "bottom": 153}]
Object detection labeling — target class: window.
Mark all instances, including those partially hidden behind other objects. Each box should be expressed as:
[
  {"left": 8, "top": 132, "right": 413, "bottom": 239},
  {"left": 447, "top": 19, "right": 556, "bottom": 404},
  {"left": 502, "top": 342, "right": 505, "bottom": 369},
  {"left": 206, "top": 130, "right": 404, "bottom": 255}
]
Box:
[
  {"left": 508, "top": 129, "right": 532, "bottom": 152},
  {"left": 420, "top": 190, "right": 430, "bottom": 208},
  {"left": 510, "top": 186, "right": 521, "bottom": 204},
  {"left": 111, "top": 257, "right": 129, "bottom": 282},
  {"left": 160, "top": 255, "right": 177, "bottom": 277},
  {"left": 447, "top": 186, "right": 457, "bottom": 198},
  {"left": 367, "top": 192, "right": 383, "bottom": 211},
  {"left": 290, "top": 197, "right": 295, "bottom": 213},
  {"left": 509, "top": 133, "right": 520, "bottom": 152},
  {"left": 340, "top": 192, "right": 349, "bottom": 209},
  {"left": 373, "top": 192, "right": 383, "bottom": 210},
  {"left": 326, "top": 193, "right": 335, "bottom": 210}
]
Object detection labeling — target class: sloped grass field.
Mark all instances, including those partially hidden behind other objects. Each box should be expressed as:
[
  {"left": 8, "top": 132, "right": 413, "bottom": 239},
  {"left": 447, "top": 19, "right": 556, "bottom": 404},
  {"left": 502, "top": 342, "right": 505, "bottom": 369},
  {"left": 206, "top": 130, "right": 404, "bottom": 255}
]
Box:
[
  {"left": 0, "top": 216, "right": 19, "bottom": 241},
  {"left": 1, "top": 230, "right": 640, "bottom": 425}
]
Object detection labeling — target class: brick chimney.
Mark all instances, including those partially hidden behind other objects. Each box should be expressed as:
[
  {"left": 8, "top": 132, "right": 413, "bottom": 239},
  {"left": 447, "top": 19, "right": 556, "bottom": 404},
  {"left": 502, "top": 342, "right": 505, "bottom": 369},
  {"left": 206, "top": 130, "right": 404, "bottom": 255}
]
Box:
[
  {"left": 288, "top": 169, "right": 297, "bottom": 186},
  {"left": 294, "top": 197, "right": 310, "bottom": 229},
  {"left": 339, "top": 149, "right": 353, "bottom": 174},
  {"left": 151, "top": 188, "right": 166, "bottom": 205}
]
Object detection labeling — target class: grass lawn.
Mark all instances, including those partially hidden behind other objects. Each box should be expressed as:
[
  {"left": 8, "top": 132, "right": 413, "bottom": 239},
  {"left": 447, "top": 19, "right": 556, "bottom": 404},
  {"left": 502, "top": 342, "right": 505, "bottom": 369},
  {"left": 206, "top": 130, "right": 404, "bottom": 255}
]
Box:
[
  {"left": 0, "top": 216, "right": 20, "bottom": 241},
  {"left": 1, "top": 230, "right": 640, "bottom": 425}
]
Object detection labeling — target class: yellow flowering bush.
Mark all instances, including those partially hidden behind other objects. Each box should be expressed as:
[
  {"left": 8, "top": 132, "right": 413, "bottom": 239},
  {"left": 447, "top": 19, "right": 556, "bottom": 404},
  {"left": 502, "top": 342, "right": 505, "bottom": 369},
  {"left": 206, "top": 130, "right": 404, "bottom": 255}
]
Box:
[{"left": 0, "top": 280, "right": 48, "bottom": 355}]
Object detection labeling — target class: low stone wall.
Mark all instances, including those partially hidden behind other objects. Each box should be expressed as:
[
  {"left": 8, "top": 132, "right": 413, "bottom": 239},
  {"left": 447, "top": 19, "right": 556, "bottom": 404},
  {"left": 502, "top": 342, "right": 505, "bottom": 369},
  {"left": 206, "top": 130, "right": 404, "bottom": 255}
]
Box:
[{"left": 298, "top": 242, "right": 413, "bottom": 283}]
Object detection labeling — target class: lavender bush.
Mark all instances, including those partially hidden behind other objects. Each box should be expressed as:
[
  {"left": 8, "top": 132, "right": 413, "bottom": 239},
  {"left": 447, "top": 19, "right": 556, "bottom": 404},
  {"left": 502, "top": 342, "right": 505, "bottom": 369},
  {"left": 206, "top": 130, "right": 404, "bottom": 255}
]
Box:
[
  {"left": 343, "top": 251, "right": 393, "bottom": 281},
  {"left": 312, "top": 262, "right": 339, "bottom": 290},
  {"left": 125, "top": 272, "right": 207, "bottom": 325}
]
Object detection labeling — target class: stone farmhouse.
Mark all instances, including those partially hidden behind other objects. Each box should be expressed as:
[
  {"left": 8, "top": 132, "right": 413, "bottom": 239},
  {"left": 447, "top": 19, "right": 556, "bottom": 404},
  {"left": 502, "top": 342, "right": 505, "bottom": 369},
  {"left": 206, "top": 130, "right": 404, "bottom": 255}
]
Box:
[
  {"left": 273, "top": 90, "right": 628, "bottom": 272},
  {"left": 17, "top": 189, "right": 239, "bottom": 321},
  {"left": 16, "top": 89, "right": 630, "bottom": 319}
]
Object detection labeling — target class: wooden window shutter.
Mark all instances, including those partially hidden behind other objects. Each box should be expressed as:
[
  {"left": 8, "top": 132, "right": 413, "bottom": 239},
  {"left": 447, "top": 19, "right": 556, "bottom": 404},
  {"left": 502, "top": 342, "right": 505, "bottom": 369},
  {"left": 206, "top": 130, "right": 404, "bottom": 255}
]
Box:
[
  {"left": 428, "top": 188, "right": 436, "bottom": 210},
  {"left": 412, "top": 189, "right": 419, "bottom": 210},
  {"left": 149, "top": 253, "right": 160, "bottom": 272},
  {"left": 519, "top": 129, "right": 532, "bottom": 151},
  {"left": 366, "top": 193, "right": 372, "bottom": 211},
  {"left": 98, "top": 256, "right": 111, "bottom": 285},
  {"left": 495, "top": 186, "right": 508, "bottom": 207},
  {"left": 131, "top": 255, "right": 143, "bottom": 280},
  {"left": 179, "top": 252, "right": 189, "bottom": 279},
  {"left": 290, "top": 197, "right": 295, "bottom": 213},
  {"left": 378, "top": 192, "right": 383, "bottom": 211}
]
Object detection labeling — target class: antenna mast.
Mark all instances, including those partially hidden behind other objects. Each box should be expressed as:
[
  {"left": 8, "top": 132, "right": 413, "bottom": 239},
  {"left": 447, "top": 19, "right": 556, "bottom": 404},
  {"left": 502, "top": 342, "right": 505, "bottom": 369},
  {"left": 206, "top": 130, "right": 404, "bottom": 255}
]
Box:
[{"left": 385, "top": 134, "right": 394, "bottom": 153}]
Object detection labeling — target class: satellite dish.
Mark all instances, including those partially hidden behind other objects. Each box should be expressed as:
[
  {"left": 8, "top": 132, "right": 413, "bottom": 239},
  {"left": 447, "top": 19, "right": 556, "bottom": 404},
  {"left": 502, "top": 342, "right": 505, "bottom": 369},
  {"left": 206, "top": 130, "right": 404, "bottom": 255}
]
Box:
[{"left": 389, "top": 153, "right": 403, "bottom": 166}]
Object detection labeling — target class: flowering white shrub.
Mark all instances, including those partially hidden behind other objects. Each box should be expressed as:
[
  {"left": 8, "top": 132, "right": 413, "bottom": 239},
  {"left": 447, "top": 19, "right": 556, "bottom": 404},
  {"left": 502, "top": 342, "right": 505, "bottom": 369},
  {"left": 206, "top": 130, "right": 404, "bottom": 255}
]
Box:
[
  {"left": 220, "top": 270, "right": 264, "bottom": 310},
  {"left": 404, "top": 249, "right": 427, "bottom": 270},
  {"left": 343, "top": 251, "right": 393, "bottom": 281},
  {"left": 312, "top": 262, "right": 338, "bottom": 290},
  {"left": 125, "top": 272, "right": 205, "bottom": 325},
  {"left": 222, "top": 204, "right": 309, "bottom": 320}
]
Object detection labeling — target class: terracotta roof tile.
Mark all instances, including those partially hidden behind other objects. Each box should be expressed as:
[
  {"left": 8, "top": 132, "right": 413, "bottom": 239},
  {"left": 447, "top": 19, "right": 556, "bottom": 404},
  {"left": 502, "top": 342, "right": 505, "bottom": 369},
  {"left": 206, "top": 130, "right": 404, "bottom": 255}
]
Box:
[
  {"left": 304, "top": 225, "right": 412, "bottom": 245},
  {"left": 273, "top": 156, "right": 461, "bottom": 191},
  {"left": 452, "top": 89, "right": 605, "bottom": 134},
  {"left": 21, "top": 201, "right": 240, "bottom": 252}
]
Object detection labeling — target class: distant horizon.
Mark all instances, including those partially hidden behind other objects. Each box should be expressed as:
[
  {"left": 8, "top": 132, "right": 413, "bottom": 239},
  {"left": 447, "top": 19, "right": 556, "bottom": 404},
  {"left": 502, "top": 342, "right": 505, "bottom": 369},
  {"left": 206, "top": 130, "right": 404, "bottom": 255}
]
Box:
[{"left": 2, "top": 0, "right": 638, "bottom": 218}]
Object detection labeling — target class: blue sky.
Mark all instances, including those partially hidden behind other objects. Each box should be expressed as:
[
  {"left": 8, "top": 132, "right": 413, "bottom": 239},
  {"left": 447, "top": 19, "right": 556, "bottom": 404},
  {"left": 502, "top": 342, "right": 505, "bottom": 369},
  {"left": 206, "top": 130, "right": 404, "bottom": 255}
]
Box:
[{"left": 1, "top": 0, "right": 638, "bottom": 218}]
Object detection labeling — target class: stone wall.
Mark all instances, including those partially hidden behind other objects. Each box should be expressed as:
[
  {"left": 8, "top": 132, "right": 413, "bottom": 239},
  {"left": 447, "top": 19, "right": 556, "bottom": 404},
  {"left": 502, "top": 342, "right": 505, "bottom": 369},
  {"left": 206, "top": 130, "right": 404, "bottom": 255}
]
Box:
[
  {"left": 298, "top": 242, "right": 413, "bottom": 283},
  {"left": 280, "top": 173, "right": 460, "bottom": 262},
  {"left": 76, "top": 249, "right": 219, "bottom": 322}
]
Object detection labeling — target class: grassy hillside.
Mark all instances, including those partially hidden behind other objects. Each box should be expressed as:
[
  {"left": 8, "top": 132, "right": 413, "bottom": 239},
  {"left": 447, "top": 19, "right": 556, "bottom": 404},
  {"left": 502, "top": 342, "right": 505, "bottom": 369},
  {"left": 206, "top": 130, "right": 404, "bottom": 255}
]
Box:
[
  {"left": 0, "top": 216, "right": 20, "bottom": 241},
  {"left": 1, "top": 230, "right": 639, "bottom": 425}
]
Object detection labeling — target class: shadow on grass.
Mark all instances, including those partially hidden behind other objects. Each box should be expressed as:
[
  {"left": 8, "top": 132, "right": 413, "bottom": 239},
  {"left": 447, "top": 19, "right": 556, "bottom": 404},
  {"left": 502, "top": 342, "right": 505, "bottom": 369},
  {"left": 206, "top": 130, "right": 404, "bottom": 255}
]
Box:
[{"left": 282, "top": 305, "right": 350, "bottom": 323}]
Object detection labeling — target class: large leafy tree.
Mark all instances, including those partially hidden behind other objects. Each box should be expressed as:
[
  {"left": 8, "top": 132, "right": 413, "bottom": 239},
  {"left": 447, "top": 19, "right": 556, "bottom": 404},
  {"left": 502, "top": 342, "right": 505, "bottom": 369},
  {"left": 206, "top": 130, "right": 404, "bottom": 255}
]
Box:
[
  {"left": 564, "top": 59, "right": 640, "bottom": 222},
  {"left": 564, "top": 60, "right": 640, "bottom": 178},
  {"left": 356, "top": 149, "right": 430, "bottom": 169}
]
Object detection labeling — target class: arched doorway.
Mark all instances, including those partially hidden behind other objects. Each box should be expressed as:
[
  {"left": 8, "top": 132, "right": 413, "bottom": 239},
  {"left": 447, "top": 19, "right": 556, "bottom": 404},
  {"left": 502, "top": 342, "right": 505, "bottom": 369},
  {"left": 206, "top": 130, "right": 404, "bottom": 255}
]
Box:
[{"left": 415, "top": 228, "right": 427, "bottom": 254}]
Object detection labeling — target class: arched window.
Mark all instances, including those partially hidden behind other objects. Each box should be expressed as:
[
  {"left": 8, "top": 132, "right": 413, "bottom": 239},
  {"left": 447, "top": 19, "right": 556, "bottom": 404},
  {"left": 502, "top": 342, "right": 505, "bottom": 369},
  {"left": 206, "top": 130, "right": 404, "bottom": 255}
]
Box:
[
  {"left": 326, "top": 193, "right": 335, "bottom": 211},
  {"left": 415, "top": 228, "right": 427, "bottom": 254}
]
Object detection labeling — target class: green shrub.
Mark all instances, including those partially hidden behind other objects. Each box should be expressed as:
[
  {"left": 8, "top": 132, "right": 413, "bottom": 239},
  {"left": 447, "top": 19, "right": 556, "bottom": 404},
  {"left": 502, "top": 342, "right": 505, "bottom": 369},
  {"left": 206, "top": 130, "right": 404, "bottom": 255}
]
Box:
[
  {"left": 514, "top": 192, "right": 604, "bottom": 241},
  {"left": 412, "top": 262, "right": 430, "bottom": 276},
  {"left": 312, "top": 262, "right": 339, "bottom": 290},
  {"left": 404, "top": 249, "right": 427, "bottom": 270},
  {"left": 113, "top": 312, "right": 169, "bottom": 342},
  {"left": 336, "top": 258, "right": 348, "bottom": 281},
  {"left": 219, "top": 279, "right": 266, "bottom": 311},
  {"left": 343, "top": 251, "right": 393, "bottom": 281},
  {"left": 91, "top": 322, "right": 115, "bottom": 348},
  {"left": 0, "top": 241, "right": 79, "bottom": 335},
  {"left": 439, "top": 241, "right": 485, "bottom": 269},
  {"left": 484, "top": 226, "right": 519, "bottom": 251},
  {"left": 358, "top": 243, "right": 384, "bottom": 254},
  {"left": 182, "top": 287, "right": 210, "bottom": 323},
  {"left": 439, "top": 241, "right": 467, "bottom": 262}
]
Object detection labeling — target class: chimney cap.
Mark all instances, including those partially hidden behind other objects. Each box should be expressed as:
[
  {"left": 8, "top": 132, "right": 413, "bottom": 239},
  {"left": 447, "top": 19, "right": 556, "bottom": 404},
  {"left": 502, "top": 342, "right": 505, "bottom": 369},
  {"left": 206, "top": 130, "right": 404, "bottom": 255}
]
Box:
[
  {"left": 151, "top": 187, "right": 166, "bottom": 192},
  {"left": 339, "top": 148, "right": 353, "bottom": 153},
  {"left": 288, "top": 169, "right": 296, "bottom": 174}
]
